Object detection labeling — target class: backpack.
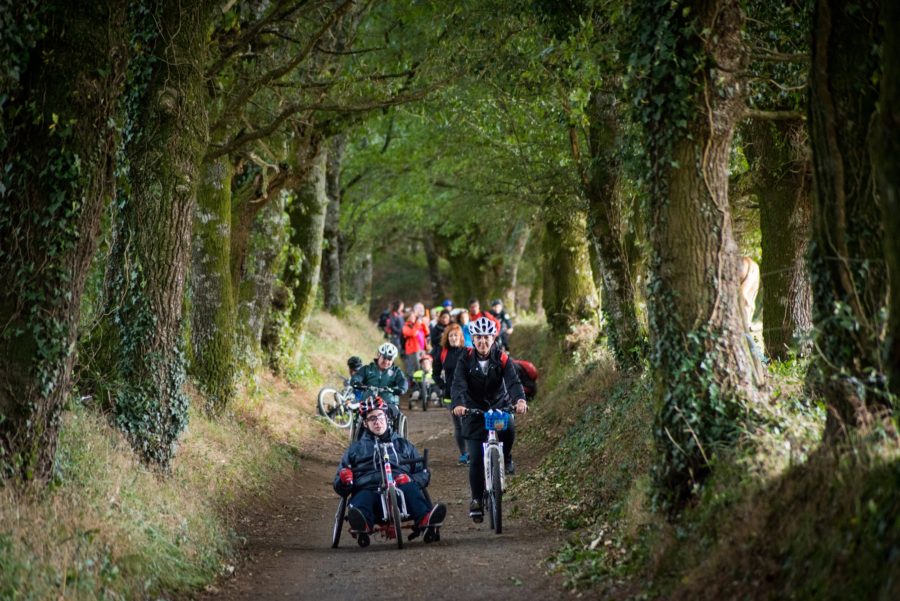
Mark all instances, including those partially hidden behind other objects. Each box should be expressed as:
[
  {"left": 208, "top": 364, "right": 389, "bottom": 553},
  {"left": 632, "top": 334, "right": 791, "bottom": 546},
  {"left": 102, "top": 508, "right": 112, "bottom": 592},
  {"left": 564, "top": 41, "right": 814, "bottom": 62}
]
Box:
[
  {"left": 512, "top": 359, "right": 538, "bottom": 381},
  {"left": 377, "top": 310, "right": 390, "bottom": 331}
]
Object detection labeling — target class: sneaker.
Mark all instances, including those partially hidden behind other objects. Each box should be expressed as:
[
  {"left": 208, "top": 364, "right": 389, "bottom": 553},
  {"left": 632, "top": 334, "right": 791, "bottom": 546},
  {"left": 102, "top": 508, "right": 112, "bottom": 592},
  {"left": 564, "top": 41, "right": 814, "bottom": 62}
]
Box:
[
  {"left": 458, "top": 453, "right": 469, "bottom": 465},
  {"left": 469, "top": 498, "right": 483, "bottom": 522},
  {"left": 505, "top": 459, "right": 515, "bottom": 475},
  {"left": 419, "top": 503, "right": 447, "bottom": 529},
  {"left": 347, "top": 506, "right": 370, "bottom": 533}
]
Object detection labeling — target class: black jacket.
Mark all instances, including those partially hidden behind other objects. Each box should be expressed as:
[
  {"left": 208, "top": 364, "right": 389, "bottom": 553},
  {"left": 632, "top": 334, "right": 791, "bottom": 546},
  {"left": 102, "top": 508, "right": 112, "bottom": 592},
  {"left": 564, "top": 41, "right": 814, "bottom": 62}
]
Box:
[
  {"left": 332, "top": 428, "right": 429, "bottom": 495},
  {"left": 432, "top": 345, "right": 465, "bottom": 399},
  {"left": 451, "top": 344, "right": 524, "bottom": 438}
]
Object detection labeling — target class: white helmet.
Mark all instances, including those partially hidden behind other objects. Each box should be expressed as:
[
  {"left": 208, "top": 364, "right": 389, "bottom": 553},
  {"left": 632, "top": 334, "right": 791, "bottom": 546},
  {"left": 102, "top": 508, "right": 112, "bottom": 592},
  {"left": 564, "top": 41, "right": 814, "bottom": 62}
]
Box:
[
  {"left": 470, "top": 316, "right": 497, "bottom": 337},
  {"left": 378, "top": 342, "right": 398, "bottom": 359}
]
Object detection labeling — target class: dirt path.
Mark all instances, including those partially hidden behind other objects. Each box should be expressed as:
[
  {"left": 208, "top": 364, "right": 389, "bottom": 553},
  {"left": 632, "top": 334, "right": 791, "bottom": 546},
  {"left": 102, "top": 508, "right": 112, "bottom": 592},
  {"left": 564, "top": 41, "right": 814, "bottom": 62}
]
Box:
[{"left": 198, "top": 402, "right": 569, "bottom": 600}]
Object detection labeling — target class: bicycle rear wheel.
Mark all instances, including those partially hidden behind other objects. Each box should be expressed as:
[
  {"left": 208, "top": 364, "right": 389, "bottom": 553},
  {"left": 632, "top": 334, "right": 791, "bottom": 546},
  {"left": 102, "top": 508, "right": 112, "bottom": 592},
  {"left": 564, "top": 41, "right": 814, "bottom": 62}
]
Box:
[
  {"left": 332, "top": 496, "right": 347, "bottom": 548},
  {"left": 388, "top": 487, "right": 404, "bottom": 549},
  {"left": 318, "top": 388, "right": 351, "bottom": 428},
  {"left": 490, "top": 448, "right": 502, "bottom": 534}
]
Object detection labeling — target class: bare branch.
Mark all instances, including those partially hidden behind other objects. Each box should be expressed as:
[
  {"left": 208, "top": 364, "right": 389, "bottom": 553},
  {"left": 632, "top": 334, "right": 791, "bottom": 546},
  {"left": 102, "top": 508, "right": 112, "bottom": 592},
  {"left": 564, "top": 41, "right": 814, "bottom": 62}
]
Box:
[{"left": 743, "top": 108, "right": 806, "bottom": 121}]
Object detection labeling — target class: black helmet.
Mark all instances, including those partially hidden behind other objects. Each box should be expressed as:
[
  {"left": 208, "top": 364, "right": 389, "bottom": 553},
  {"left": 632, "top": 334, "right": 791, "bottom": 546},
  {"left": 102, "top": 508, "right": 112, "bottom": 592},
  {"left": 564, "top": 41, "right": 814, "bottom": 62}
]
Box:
[{"left": 347, "top": 356, "right": 363, "bottom": 371}]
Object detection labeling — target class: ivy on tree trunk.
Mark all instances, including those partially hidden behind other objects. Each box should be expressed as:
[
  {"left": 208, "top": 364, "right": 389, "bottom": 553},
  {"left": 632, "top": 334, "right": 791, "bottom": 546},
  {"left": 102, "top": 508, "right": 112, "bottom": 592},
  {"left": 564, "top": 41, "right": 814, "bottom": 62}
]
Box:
[
  {"left": 808, "top": 0, "right": 889, "bottom": 437},
  {"left": 0, "top": 0, "right": 126, "bottom": 481}
]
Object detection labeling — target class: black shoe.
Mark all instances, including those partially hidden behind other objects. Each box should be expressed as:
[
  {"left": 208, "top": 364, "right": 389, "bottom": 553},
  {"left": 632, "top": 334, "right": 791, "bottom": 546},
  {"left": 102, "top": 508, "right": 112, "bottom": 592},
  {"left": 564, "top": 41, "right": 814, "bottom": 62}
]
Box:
[
  {"left": 420, "top": 503, "right": 446, "bottom": 529},
  {"left": 347, "top": 506, "right": 370, "bottom": 533},
  {"left": 505, "top": 459, "right": 515, "bottom": 475},
  {"left": 469, "top": 499, "right": 483, "bottom": 523}
]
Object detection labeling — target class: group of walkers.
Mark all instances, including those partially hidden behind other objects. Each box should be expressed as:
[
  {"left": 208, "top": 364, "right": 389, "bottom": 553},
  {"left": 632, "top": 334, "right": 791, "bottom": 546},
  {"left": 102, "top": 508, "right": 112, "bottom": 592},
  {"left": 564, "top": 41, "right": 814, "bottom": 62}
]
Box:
[{"left": 333, "top": 296, "right": 533, "bottom": 537}]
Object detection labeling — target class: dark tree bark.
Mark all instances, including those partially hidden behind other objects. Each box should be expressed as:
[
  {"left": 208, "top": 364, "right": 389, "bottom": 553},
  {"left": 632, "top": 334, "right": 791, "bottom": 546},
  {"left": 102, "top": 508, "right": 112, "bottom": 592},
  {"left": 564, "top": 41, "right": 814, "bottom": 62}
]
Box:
[
  {"left": 541, "top": 208, "right": 600, "bottom": 335},
  {"left": 585, "top": 89, "right": 647, "bottom": 371},
  {"left": 103, "top": 0, "right": 211, "bottom": 466},
  {"left": 744, "top": 119, "right": 813, "bottom": 360},
  {"left": 808, "top": 0, "right": 888, "bottom": 437},
  {"left": 189, "top": 157, "right": 235, "bottom": 412},
  {"left": 322, "top": 134, "right": 346, "bottom": 313},
  {"left": 0, "top": 1, "right": 126, "bottom": 481},
  {"left": 637, "top": 0, "right": 764, "bottom": 511},
  {"left": 494, "top": 221, "right": 531, "bottom": 314},
  {"left": 871, "top": 0, "right": 900, "bottom": 402},
  {"left": 423, "top": 236, "right": 447, "bottom": 306},
  {"left": 286, "top": 143, "right": 328, "bottom": 340}
]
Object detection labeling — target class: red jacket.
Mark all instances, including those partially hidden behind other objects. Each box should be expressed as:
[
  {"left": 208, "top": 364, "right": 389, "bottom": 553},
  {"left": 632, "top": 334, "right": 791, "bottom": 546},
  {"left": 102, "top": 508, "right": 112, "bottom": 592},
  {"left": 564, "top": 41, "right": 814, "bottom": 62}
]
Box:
[{"left": 402, "top": 320, "right": 429, "bottom": 355}]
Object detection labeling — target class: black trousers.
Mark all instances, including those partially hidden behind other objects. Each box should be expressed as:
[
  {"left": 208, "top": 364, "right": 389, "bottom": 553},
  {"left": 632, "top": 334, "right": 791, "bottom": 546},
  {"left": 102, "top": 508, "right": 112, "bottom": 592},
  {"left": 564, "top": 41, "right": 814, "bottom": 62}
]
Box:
[{"left": 465, "top": 419, "right": 515, "bottom": 501}]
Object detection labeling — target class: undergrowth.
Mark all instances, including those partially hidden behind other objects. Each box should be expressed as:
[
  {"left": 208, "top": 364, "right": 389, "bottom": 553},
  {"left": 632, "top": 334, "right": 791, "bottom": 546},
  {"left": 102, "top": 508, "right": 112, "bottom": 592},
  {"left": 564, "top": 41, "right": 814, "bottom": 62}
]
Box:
[
  {"left": 515, "top": 324, "right": 900, "bottom": 599},
  {"left": 0, "top": 307, "right": 381, "bottom": 600}
]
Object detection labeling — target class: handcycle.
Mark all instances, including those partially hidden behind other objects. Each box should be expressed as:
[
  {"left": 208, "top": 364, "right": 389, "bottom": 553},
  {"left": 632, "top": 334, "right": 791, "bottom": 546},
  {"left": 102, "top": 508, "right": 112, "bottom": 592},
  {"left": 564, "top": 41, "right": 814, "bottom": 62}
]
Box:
[
  {"left": 331, "top": 444, "right": 435, "bottom": 549},
  {"left": 348, "top": 385, "right": 408, "bottom": 441},
  {"left": 409, "top": 372, "right": 440, "bottom": 411},
  {"left": 467, "top": 407, "right": 511, "bottom": 534},
  {"left": 317, "top": 377, "right": 360, "bottom": 428}
]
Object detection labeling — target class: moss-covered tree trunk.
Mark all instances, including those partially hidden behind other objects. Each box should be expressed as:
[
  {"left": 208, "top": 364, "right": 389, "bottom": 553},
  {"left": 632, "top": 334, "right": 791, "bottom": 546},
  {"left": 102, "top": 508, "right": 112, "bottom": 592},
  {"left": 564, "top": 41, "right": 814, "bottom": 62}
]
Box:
[
  {"left": 103, "top": 0, "right": 210, "bottom": 466},
  {"left": 0, "top": 1, "right": 126, "bottom": 481},
  {"left": 808, "top": 0, "right": 888, "bottom": 436},
  {"left": 637, "top": 0, "right": 763, "bottom": 511},
  {"left": 322, "top": 135, "right": 345, "bottom": 313},
  {"left": 745, "top": 119, "right": 813, "bottom": 360},
  {"left": 189, "top": 156, "right": 235, "bottom": 412},
  {"left": 872, "top": 0, "right": 900, "bottom": 401},
  {"left": 286, "top": 143, "right": 328, "bottom": 341},
  {"left": 237, "top": 195, "right": 289, "bottom": 365},
  {"left": 585, "top": 89, "right": 647, "bottom": 371},
  {"left": 541, "top": 208, "right": 600, "bottom": 334}
]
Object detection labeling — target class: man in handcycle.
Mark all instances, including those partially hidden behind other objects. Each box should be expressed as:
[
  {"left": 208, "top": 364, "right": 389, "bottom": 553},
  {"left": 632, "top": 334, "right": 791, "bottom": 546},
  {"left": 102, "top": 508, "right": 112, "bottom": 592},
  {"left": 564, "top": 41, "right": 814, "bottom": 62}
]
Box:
[
  {"left": 333, "top": 397, "right": 446, "bottom": 540},
  {"left": 350, "top": 342, "right": 408, "bottom": 427},
  {"left": 451, "top": 316, "right": 527, "bottom": 522}
]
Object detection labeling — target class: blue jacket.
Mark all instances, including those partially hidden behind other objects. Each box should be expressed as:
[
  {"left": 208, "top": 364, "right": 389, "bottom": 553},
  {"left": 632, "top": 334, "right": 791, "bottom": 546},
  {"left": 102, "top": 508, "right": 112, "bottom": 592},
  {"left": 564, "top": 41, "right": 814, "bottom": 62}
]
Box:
[{"left": 333, "top": 428, "right": 429, "bottom": 495}]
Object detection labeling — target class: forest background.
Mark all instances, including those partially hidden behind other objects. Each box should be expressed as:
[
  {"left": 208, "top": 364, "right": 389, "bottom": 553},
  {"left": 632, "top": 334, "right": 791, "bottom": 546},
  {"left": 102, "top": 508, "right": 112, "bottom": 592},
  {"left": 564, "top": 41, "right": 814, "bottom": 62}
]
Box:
[{"left": 1, "top": 0, "right": 899, "bottom": 598}]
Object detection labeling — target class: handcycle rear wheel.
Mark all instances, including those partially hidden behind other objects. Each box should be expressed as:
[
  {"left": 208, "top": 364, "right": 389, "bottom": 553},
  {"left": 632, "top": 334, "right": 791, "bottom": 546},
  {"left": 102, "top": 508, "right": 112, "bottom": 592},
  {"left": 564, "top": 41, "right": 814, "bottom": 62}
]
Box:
[
  {"left": 318, "top": 388, "right": 351, "bottom": 428},
  {"left": 394, "top": 413, "right": 408, "bottom": 438},
  {"left": 489, "top": 447, "right": 502, "bottom": 534},
  {"left": 388, "top": 487, "right": 404, "bottom": 549},
  {"left": 332, "top": 496, "right": 347, "bottom": 548}
]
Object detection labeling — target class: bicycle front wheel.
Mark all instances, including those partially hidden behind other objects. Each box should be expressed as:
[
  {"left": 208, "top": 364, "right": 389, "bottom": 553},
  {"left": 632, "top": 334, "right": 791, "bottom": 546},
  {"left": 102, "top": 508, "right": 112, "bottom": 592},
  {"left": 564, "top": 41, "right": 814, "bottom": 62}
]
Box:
[
  {"left": 388, "top": 487, "right": 404, "bottom": 549},
  {"left": 490, "top": 448, "right": 502, "bottom": 534}
]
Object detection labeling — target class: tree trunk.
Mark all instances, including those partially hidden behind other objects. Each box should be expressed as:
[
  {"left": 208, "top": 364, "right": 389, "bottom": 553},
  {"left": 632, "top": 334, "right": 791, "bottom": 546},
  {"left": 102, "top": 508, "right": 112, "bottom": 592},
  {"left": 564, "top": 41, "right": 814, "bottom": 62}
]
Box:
[
  {"left": 0, "top": 1, "right": 126, "bottom": 481},
  {"left": 423, "top": 236, "right": 447, "bottom": 306},
  {"left": 808, "top": 0, "right": 888, "bottom": 437},
  {"left": 286, "top": 144, "right": 328, "bottom": 340},
  {"left": 103, "top": 0, "right": 210, "bottom": 466},
  {"left": 322, "top": 135, "right": 346, "bottom": 313},
  {"left": 585, "top": 89, "right": 647, "bottom": 371},
  {"left": 872, "top": 0, "right": 900, "bottom": 401},
  {"left": 745, "top": 119, "right": 813, "bottom": 360},
  {"left": 495, "top": 221, "right": 531, "bottom": 314},
  {"left": 541, "top": 208, "right": 600, "bottom": 334},
  {"left": 637, "top": 0, "right": 763, "bottom": 512},
  {"left": 189, "top": 156, "right": 235, "bottom": 412},
  {"left": 237, "top": 195, "right": 289, "bottom": 367}
]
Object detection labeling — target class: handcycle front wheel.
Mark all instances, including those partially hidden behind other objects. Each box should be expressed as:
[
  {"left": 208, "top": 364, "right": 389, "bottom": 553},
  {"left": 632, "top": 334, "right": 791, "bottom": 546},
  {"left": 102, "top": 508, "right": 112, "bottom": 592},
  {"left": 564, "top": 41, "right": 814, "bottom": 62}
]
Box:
[
  {"left": 318, "top": 388, "right": 352, "bottom": 428},
  {"left": 420, "top": 380, "right": 428, "bottom": 411},
  {"left": 388, "top": 487, "right": 404, "bottom": 549},
  {"left": 489, "top": 447, "right": 502, "bottom": 534},
  {"left": 332, "top": 496, "right": 347, "bottom": 548}
]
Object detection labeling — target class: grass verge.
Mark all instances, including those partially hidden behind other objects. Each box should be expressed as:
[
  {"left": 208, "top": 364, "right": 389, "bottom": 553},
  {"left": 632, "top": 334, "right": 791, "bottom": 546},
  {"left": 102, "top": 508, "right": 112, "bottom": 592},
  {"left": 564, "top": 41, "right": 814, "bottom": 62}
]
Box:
[{"left": 0, "top": 307, "right": 382, "bottom": 600}]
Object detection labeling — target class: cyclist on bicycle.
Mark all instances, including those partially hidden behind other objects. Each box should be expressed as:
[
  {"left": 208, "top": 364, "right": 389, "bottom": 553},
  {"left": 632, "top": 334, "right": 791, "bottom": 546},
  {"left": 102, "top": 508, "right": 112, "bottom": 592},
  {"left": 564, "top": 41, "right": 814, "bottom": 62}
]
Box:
[
  {"left": 333, "top": 397, "right": 446, "bottom": 540},
  {"left": 451, "top": 316, "right": 527, "bottom": 521},
  {"left": 351, "top": 342, "right": 408, "bottom": 417}
]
